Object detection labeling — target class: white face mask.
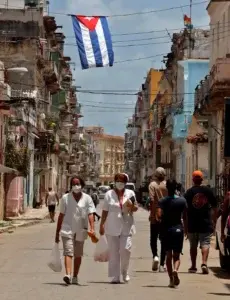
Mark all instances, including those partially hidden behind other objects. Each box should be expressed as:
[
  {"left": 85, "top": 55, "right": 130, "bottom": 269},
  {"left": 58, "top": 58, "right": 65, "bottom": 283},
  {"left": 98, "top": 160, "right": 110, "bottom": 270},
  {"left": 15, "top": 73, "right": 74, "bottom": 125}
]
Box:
[
  {"left": 72, "top": 185, "right": 82, "bottom": 194},
  {"left": 115, "top": 182, "right": 125, "bottom": 191}
]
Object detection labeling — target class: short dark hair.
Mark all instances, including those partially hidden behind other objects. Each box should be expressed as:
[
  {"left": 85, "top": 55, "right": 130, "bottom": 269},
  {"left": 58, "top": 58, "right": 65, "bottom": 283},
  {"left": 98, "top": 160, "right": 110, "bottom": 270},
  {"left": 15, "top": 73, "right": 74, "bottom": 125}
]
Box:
[
  {"left": 166, "top": 179, "right": 177, "bottom": 196},
  {"left": 70, "top": 176, "right": 85, "bottom": 189},
  {"left": 114, "top": 173, "right": 128, "bottom": 183}
]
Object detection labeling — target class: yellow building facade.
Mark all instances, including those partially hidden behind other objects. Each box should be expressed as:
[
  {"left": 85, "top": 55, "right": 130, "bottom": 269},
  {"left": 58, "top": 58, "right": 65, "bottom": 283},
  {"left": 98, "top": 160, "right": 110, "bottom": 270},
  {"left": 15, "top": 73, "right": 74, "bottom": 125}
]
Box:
[
  {"left": 148, "top": 69, "right": 163, "bottom": 125},
  {"left": 93, "top": 134, "right": 125, "bottom": 184}
]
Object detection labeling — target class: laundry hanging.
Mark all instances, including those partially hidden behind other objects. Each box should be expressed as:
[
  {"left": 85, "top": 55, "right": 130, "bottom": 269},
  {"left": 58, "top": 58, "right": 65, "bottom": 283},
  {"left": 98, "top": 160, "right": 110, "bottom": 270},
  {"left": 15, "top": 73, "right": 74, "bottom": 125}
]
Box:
[{"left": 71, "top": 15, "right": 114, "bottom": 70}]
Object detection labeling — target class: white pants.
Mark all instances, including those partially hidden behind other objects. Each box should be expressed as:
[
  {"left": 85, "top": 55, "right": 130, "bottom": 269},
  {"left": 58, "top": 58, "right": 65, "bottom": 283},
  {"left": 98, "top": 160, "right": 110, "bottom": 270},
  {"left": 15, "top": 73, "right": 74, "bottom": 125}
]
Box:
[{"left": 106, "top": 235, "right": 132, "bottom": 278}]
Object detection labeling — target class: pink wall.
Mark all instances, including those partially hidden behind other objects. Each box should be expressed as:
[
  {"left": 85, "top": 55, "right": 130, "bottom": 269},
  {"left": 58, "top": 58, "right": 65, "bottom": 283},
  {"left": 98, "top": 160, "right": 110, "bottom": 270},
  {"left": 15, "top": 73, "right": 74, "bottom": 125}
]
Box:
[{"left": 5, "top": 174, "right": 24, "bottom": 217}]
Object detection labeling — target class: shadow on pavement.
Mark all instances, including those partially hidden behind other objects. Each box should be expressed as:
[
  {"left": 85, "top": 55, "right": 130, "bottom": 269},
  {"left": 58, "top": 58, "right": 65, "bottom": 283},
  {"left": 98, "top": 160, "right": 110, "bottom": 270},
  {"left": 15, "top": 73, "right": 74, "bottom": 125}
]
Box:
[
  {"left": 88, "top": 281, "right": 114, "bottom": 284},
  {"left": 135, "top": 270, "right": 153, "bottom": 273},
  {"left": 43, "top": 282, "right": 88, "bottom": 287},
  {"left": 142, "top": 285, "right": 169, "bottom": 288},
  {"left": 43, "top": 283, "right": 68, "bottom": 287},
  {"left": 209, "top": 267, "right": 230, "bottom": 280},
  {"left": 208, "top": 293, "right": 230, "bottom": 296}
]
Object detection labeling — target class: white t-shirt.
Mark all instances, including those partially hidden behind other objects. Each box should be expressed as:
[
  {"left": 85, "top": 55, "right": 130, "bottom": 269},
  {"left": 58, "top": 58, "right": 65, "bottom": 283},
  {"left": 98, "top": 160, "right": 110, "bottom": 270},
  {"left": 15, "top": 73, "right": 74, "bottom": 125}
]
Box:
[
  {"left": 47, "top": 191, "right": 57, "bottom": 205},
  {"left": 60, "top": 192, "right": 96, "bottom": 240},
  {"left": 103, "top": 189, "right": 137, "bottom": 237}
]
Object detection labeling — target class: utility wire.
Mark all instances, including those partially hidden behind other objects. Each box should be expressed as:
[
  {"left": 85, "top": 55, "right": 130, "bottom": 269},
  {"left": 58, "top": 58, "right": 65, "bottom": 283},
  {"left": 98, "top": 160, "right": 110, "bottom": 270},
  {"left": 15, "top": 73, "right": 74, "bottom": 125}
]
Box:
[
  {"left": 1, "top": 0, "right": 208, "bottom": 18},
  {"left": 65, "top": 27, "right": 229, "bottom": 49}
]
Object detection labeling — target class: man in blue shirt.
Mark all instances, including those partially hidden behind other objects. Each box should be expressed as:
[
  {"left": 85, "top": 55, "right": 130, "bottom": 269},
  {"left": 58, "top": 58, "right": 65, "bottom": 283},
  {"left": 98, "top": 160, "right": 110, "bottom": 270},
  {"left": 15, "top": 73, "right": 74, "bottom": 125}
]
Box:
[{"left": 157, "top": 179, "right": 187, "bottom": 288}]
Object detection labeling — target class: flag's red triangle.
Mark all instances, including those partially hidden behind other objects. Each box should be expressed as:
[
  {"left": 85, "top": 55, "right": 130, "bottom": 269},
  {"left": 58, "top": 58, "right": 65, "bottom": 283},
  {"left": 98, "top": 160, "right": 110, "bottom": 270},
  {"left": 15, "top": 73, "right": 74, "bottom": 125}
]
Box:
[{"left": 76, "top": 16, "right": 100, "bottom": 31}]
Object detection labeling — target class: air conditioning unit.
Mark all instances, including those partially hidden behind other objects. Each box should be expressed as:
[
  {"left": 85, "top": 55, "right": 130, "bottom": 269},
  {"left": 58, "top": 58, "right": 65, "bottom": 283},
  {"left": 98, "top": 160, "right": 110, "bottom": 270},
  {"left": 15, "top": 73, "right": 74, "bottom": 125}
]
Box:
[
  {"left": 144, "top": 130, "right": 152, "bottom": 141},
  {"left": 25, "top": 0, "right": 38, "bottom": 7}
]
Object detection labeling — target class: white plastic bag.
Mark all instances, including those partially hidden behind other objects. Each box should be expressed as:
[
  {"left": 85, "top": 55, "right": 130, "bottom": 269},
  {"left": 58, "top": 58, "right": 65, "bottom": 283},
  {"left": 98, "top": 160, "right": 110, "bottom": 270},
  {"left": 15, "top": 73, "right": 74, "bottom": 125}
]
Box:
[
  {"left": 47, "top": 243, "right": 62, "bottom": 272},
  {"left": 94, "top": 235, "right": 109, "bottom": 262}
]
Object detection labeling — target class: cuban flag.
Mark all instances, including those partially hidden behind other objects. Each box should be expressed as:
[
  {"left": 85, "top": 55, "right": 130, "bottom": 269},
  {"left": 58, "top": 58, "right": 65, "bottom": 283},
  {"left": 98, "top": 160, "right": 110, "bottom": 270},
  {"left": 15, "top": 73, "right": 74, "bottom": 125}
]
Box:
[{"left": 71, "top": 15, "right": 114, "bottom": 70}]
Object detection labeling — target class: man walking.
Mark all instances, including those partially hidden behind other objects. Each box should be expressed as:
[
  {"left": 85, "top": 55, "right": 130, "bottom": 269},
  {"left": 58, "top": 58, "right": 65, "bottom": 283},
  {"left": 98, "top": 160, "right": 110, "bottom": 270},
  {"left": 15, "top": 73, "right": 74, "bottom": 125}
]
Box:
[
  {"left": 45, "top": 187, "right": 59, "bottom": 223},
  {"left": 91, "top": 188, "right": 101, "bottom": 221},
  {"left": 148, "top": 167, "right": 168, "bottom": 272},
  {"left": 184, "top": 170, "right": 217, "bottom": 274},
  {"left": 157, "top": 179, "right": 187, "bottom": 288}
]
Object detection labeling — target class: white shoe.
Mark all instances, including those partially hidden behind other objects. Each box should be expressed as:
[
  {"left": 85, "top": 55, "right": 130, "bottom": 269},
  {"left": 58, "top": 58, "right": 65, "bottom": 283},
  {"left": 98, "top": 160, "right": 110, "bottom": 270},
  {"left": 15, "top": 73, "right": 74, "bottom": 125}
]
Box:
[
  {"left": 152, "top": 256, "right": 159, "bottom": 271},
  {"left": 122, "top": 273, "right": 130, "bottom": 283},
  {"left": 63, "top": 275, "right": 71, "bottom": 285},
  {"left": 72, "top": 277, "right": 78, "bottom": 285},
  {"left": 110, "top": 277, "right": 120, "bottom": 284}
]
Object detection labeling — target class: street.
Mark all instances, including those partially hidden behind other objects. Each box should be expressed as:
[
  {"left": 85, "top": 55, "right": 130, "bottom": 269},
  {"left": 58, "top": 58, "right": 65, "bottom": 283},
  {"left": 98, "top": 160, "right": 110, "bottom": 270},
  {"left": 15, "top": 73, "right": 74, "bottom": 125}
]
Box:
[{"left": 0, "top": 207, "right": 229, "bottom": 300}]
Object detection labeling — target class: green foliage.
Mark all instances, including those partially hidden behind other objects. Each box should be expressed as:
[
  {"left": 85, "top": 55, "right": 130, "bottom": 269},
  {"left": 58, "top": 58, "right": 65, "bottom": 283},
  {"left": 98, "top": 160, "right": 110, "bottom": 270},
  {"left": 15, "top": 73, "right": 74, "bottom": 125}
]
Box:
[{"left": 5, "top": 139, "right": 30, "bottom": 177}]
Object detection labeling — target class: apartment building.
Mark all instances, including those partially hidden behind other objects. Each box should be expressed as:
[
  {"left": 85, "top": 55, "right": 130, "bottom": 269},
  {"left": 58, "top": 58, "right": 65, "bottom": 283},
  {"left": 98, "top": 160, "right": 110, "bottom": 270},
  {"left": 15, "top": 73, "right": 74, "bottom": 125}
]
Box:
[
  {"left": 93, "top": 133, "right": 124, "bottom": 184},
  {"left": 0, "top": 2, "right": 85, "bottom": 218}
]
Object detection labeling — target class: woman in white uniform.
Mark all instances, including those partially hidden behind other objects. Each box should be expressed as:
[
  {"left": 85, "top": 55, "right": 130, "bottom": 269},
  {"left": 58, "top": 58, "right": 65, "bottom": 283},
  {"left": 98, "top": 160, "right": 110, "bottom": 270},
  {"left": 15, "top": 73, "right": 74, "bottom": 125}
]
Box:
[{"left": 99, "top": 173, "right": 138, "bottom": 284}]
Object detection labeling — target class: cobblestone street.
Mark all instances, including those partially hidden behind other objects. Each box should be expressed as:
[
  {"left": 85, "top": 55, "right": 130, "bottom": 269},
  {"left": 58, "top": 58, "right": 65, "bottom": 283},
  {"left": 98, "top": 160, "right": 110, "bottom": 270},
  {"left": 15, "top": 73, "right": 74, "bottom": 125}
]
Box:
[{"left": 0, "top": 207, "right": 229, "bottom": 300}]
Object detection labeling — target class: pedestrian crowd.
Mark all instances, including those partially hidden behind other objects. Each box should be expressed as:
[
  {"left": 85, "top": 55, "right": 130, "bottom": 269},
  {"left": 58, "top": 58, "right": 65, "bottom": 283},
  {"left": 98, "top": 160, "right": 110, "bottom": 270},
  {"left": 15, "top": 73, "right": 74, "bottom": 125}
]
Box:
[{"left": 47, "top": 167, "right": 217, "bottom": 289}]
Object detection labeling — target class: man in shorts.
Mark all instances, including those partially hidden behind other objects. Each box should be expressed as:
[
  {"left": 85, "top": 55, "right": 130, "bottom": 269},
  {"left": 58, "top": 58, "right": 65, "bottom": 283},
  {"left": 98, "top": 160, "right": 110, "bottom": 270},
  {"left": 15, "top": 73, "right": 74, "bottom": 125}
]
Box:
[
  {"left": 184, "top": 170, "right": 217, "bottom": 274},
  {"left": 45, "top": 187, "right": 59, "bottom": 223},
  {"left": 55, "top": 176, "right": 96, "bottom": 285},
  {"left": 157, "top": 179, "right": 187, "bottom": 288}
]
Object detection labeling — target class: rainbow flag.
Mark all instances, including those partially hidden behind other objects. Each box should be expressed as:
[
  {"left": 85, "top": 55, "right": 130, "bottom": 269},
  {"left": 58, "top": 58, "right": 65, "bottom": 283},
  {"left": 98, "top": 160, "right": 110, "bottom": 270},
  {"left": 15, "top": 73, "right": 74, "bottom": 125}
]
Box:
[{"left": 184, "top": 14, "right": 193, "bottom": 29}]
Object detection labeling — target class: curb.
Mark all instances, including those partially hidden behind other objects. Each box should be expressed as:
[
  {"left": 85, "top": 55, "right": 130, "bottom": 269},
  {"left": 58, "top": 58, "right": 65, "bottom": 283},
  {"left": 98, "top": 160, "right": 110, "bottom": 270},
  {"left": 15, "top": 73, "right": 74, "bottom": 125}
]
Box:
[{"left": 0, "top": 213, "right": 50, "bottom": 234}]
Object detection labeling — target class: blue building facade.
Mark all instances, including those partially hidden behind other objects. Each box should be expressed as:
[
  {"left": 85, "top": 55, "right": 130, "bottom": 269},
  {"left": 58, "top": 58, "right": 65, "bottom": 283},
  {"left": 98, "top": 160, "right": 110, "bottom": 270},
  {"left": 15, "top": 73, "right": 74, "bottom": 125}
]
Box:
[{"left": 172, "top": 59, "right": 209, "bottom": 185}]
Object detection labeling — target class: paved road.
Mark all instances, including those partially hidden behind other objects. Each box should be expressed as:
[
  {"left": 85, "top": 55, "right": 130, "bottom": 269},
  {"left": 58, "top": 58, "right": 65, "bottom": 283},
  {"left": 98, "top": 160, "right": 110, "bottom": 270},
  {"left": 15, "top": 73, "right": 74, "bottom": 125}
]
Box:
[{"left": 0, "top": 207, "right": 230, "bottom": 300}]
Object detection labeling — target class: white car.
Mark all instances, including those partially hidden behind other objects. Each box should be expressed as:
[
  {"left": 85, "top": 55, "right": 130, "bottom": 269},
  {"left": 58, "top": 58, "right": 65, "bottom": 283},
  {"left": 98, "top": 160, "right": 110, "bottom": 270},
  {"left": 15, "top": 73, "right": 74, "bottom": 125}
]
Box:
[{"left": 215, "top": 214, "right": 230, "bottom": 269}]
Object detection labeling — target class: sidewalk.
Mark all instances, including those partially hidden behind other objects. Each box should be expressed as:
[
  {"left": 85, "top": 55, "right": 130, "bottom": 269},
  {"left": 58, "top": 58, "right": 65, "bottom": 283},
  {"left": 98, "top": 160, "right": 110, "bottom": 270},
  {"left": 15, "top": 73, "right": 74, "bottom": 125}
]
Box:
[{"left": 0, "top": 205, "right": 49, "bottom": 234}]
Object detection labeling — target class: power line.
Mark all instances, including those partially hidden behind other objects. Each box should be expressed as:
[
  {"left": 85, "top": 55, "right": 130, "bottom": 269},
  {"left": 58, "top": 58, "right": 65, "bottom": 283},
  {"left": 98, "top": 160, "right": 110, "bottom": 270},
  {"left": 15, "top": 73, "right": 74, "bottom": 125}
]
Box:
[
  {"left": 65, "top": 27, "right": 230, "bottom": 49},
  {"left": 1, "top": 0, "right": 208, "bottom": 18}
]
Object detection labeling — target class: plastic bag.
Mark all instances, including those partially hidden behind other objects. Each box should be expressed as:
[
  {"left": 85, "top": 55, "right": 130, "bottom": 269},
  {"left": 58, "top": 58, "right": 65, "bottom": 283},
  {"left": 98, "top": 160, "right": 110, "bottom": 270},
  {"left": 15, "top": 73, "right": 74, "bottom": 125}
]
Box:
[
  {"left": 94, "top": 235, "right": 109, "bottom": 262},
  {"left": 47, "top": 243, "right": 62, "bottom": 272}
]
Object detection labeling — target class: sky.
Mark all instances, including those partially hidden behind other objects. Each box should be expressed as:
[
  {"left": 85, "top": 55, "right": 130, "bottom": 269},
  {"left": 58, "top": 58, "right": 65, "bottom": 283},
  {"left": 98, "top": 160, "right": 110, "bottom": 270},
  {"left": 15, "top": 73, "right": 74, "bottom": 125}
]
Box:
[{"left": 0, "top": 0, "right": 210, "bottom": 136}]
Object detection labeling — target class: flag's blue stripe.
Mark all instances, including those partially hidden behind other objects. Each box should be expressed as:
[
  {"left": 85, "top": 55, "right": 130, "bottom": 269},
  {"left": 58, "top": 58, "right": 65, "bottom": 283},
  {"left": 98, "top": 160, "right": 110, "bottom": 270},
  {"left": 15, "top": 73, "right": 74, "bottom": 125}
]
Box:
[
  {"left": 100, "top": 17, "right": 114, "bottom": 66},
  {"left": 89, "top": 29, "right": 103, "bottom": 67},
  {"left": 71, "top": 16, "right": 89, "bottom": 69}
]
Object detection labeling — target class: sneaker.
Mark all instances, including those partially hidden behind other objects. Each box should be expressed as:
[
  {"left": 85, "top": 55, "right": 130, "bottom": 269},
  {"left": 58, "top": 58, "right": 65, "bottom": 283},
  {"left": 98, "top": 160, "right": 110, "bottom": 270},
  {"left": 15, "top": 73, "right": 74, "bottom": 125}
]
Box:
[
  {"left": 168, "top": 278, "right": 175, "bottom": 288},
  {"left": 172, "top": 271, "right": 180, "bottom": 286},
  {"left": 63, "top": 275, "right": 71, "bottom": 285},
  {"left": 201, "top": 264, "right": 209, "bottom": 274},
  {"left": 110, "top": 277, "right": 120, "bottom": 284},
  {"left": 159, "top": 265, "right": 165, "bottom": 273},
  {"left": 72, "top": 277, "right": 78, "bottom": 285},
  {"left": 122, "top": 273, "right": 130, "bottom": 283},
  {"left": 188, "top": 267, "right": 197, "bottom": 273},
  {"left": 152, "top": 256, "right": 159, "bottom": 271}
]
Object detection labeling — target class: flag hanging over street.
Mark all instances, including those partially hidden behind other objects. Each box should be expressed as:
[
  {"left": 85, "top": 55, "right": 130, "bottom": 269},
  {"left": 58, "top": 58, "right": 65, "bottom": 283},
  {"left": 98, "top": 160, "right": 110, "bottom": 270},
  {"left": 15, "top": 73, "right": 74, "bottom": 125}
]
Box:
[
  {"left": 184, "top": 14, "right": 193, "bottom": 30},
  {"left": 71, "top": 15, "right": 114, "bottom": 70}
]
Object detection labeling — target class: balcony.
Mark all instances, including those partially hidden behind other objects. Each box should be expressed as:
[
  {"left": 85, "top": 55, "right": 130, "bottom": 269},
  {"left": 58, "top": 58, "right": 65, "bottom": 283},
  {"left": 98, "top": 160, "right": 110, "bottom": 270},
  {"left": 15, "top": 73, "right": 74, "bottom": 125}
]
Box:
[
  {"left": 71, "top": 133, "right": 80, "bottom": 141},
  {"left": 69, "top": 164, "right": 80, "bottom": 174},
  {"left": 195, "top": 57, "right": 230, "bottom": 112},
  {"left": 34, "top": 154, "right": 51, "bottom": 170},
  {"left": 43, "top": 16, "right": 57, "bottom": 35},
  {"left": 51, "top": 91, "right": 67, "bottom": 112},
  {"left": 43, "top": 61, "right": 60, "bottom": 93}
]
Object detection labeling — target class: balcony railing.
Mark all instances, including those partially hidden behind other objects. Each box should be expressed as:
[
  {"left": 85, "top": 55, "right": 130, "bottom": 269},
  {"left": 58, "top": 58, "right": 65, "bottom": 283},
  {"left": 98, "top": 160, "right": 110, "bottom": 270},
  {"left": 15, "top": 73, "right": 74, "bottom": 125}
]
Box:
[
  {"left": 195, "top": 57, "right": 230, "bottom": 110},
  {"left": 11, "top": 89, "right": 38, "bottom": 99},
  {"left": 34, "top": 154, "right": 50, "bottom": 170}
]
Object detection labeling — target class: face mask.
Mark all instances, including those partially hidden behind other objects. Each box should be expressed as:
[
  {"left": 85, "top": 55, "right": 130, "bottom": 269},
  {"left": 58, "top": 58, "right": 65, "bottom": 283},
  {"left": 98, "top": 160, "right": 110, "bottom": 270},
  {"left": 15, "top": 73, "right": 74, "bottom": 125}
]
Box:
[
  {"left": 115, "top": 182, "right": 125, "bottom": 191},
  {"left": 72, "top": 185, "right": 82, "bottom": 194}
]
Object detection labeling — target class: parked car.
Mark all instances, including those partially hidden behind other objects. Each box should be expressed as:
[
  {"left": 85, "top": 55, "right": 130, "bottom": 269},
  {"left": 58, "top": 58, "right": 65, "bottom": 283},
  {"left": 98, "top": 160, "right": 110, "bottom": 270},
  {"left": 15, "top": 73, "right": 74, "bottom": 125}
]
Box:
[
  {"left": 125, "top": 182, "right": 135, "bottom": 191},
  {"left": 215, "top": 212, "right": 230, "bottom": 269},
  {"left": 98, "top": 185, "right": 110, "bottom": 200}
]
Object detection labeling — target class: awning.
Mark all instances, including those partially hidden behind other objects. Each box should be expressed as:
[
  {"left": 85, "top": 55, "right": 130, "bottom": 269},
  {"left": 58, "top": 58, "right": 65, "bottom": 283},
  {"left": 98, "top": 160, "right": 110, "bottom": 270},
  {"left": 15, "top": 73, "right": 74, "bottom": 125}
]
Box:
[{"left": 0, "top": 164, "right": 18, "bottom": 174}]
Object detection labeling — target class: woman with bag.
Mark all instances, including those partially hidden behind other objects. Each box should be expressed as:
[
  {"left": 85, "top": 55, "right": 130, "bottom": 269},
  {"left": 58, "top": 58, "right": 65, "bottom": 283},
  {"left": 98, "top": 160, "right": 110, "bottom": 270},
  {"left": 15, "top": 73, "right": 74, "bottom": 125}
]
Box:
[
  {"left": 99, "top": 173, "right": 138, "bottom": 284},
  {"left": 55, "top": 176, "right": 96, "bottom": 285}
]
